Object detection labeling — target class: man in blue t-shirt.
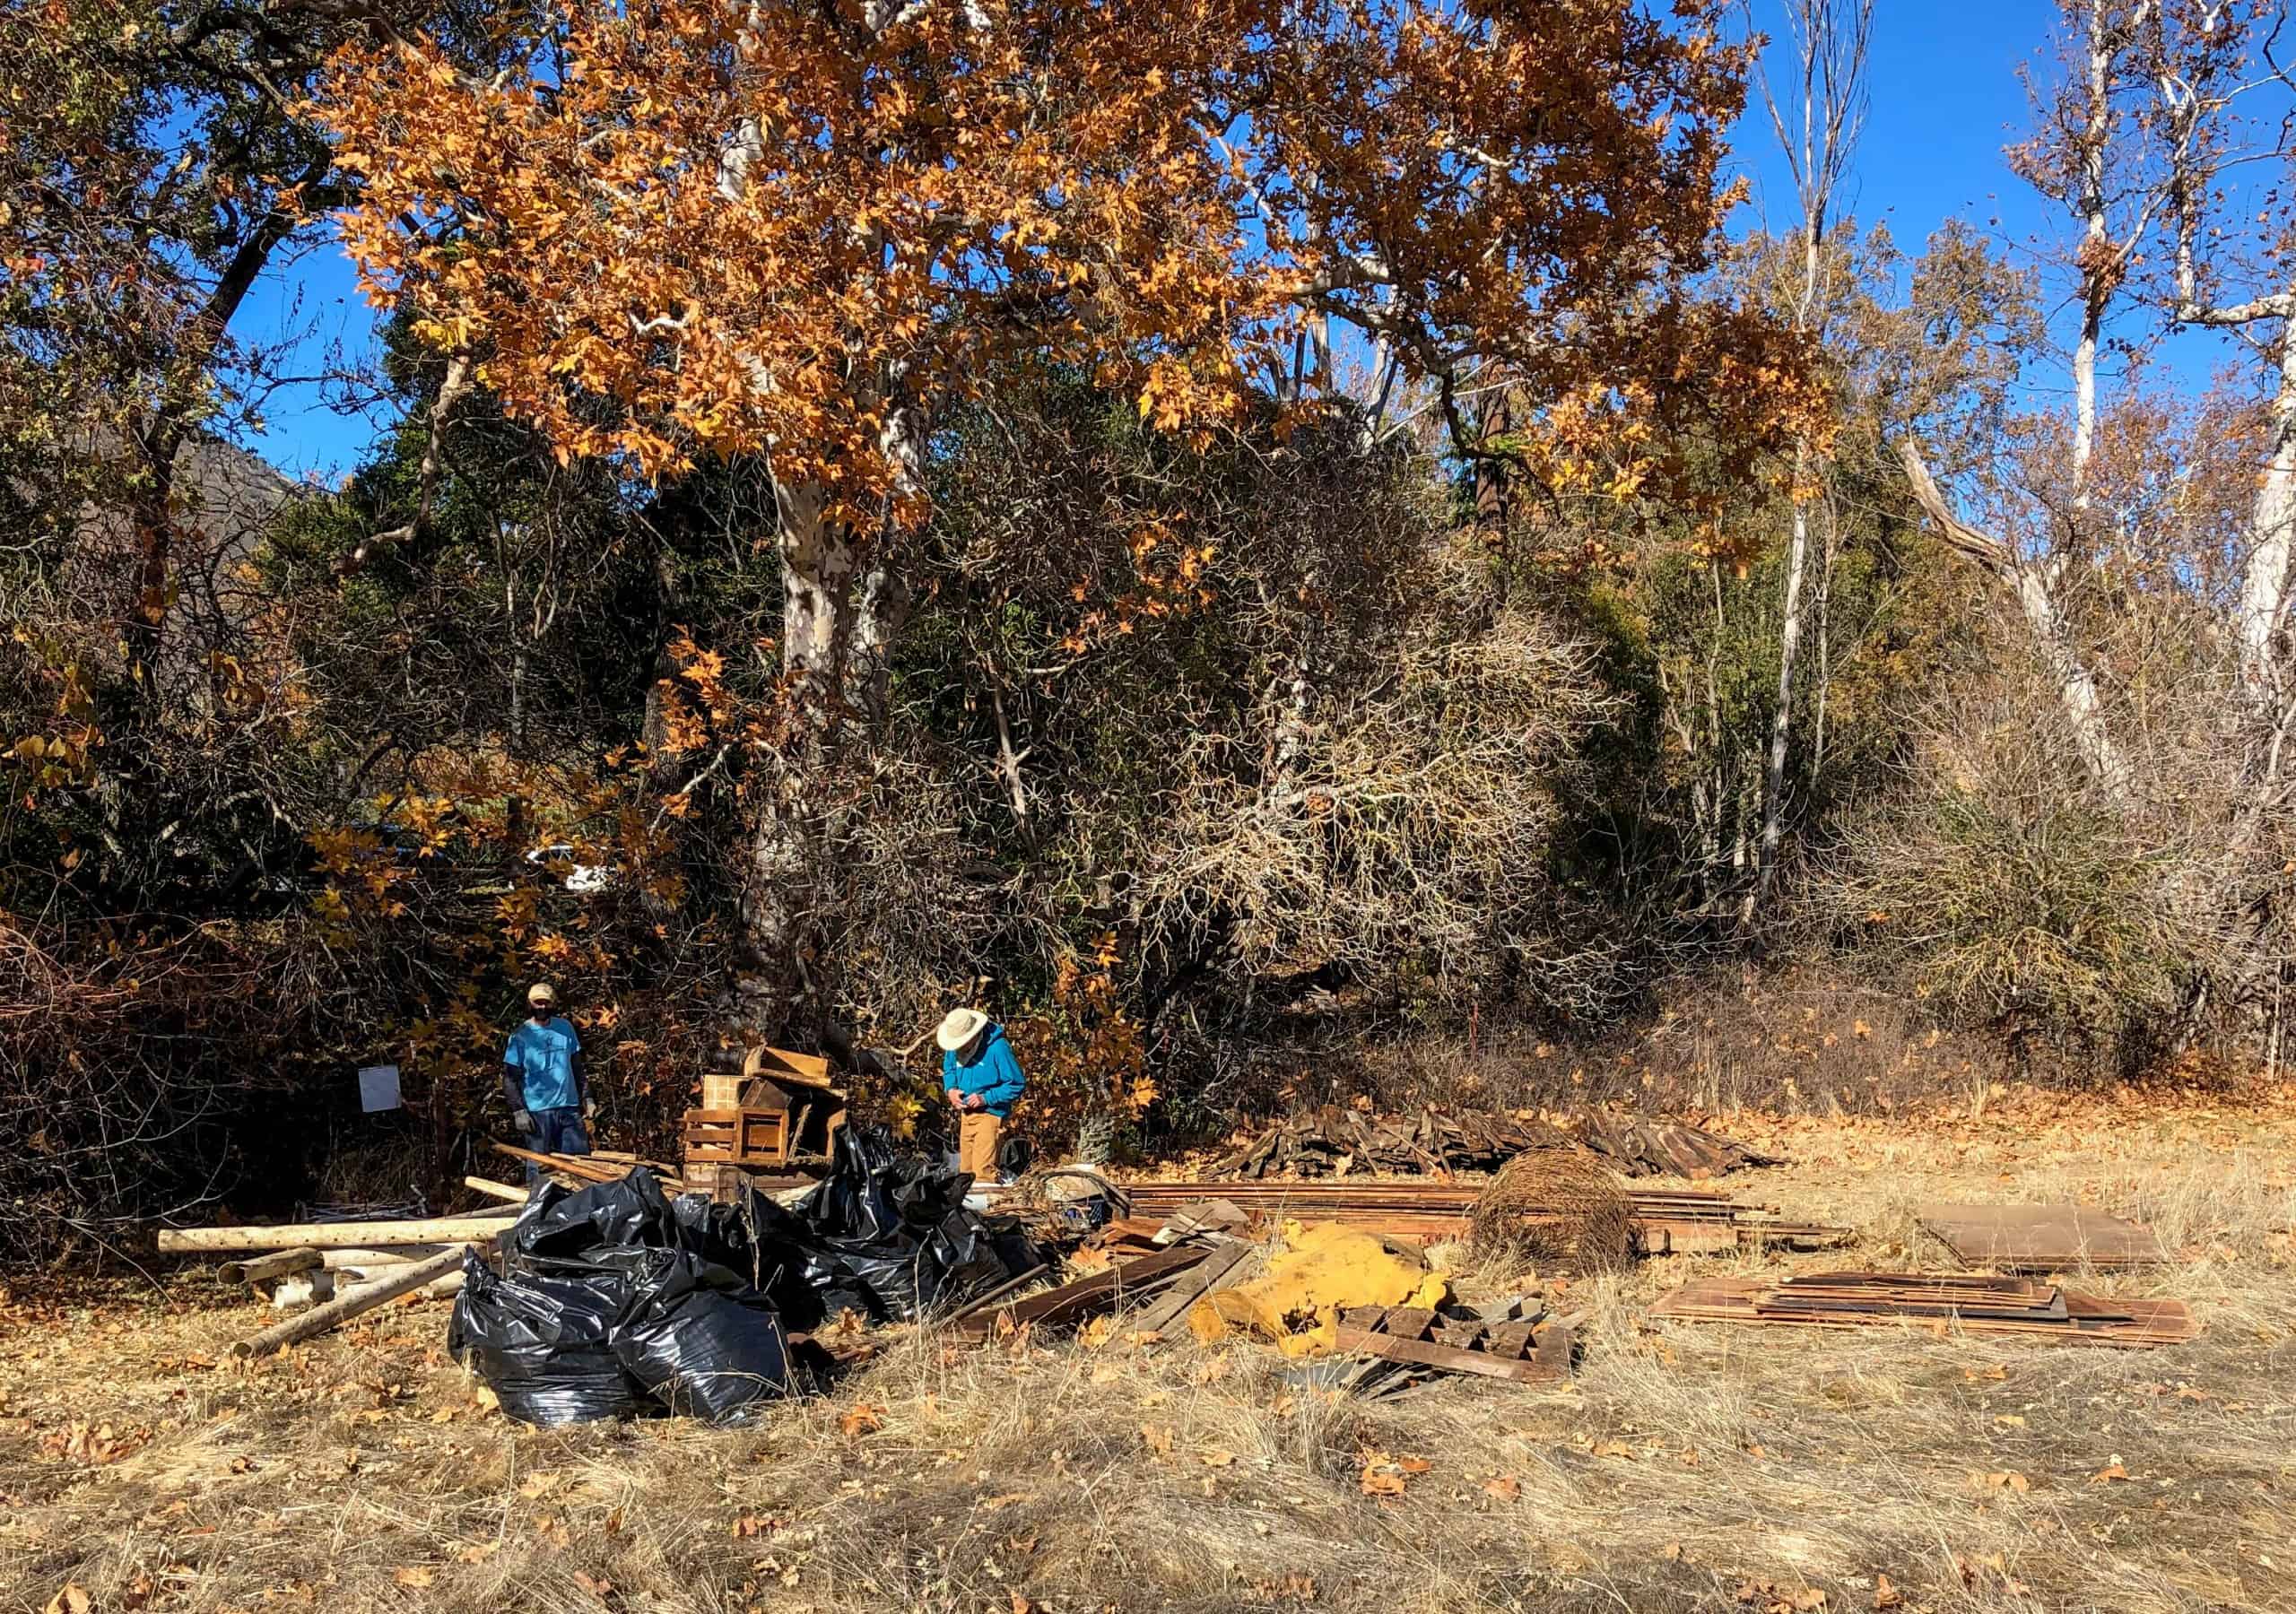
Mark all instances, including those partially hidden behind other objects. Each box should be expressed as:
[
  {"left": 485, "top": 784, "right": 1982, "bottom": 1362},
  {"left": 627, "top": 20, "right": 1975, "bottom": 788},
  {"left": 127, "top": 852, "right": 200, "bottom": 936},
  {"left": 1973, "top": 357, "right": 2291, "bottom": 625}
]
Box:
[{"left": 502, "top": 982, "right": 589, "bottom": 1184}]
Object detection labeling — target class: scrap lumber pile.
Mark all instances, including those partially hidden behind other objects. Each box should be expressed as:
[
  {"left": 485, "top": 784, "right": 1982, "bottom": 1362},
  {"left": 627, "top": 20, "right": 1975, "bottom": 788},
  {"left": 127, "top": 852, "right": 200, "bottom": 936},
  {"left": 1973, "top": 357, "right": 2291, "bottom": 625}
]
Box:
[
  {"left": 1917, "top": 1202, "right": 2169, "bottom": 1272},
  {"left": 1117, "top": 1179, "right": 1848, "bottom": 1255},
  {"left": 1213, "top": 1106, "right": 1780, "bottom": 1182},
  {"left": 1578, "top": 1115, "right": 1782, "bottom": 1179},
  {"left": 1178, "top": 1219, "right": 1577, "bottom": 1394},
  {"left": 947, "top": 1242, "right": 1234, "bottom": 1341},
  {"left": 1651, "top": 1272, "right": 2200, "bottom": 1348},
  {"left": 157, "top": 1209, "right": 515, "bottom": 1355},
  {"left": 1213, "top": 1106, "right": 1563, "bottom": 1177}
]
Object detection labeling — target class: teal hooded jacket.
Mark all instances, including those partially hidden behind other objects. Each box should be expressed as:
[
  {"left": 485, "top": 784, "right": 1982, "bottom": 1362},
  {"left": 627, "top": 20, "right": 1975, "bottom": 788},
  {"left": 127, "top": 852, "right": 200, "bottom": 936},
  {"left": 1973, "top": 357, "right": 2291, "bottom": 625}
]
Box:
[{"left": 942, "top": 1024, "right": 1027, "bottom": 1117}]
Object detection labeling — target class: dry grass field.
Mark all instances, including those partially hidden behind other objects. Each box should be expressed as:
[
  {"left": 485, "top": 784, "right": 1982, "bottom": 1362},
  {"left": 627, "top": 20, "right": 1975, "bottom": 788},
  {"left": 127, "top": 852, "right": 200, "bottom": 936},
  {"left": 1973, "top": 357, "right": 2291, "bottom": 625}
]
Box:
[{"left": 4, "top": 1084, "right": 2293, "bottom": 1614}]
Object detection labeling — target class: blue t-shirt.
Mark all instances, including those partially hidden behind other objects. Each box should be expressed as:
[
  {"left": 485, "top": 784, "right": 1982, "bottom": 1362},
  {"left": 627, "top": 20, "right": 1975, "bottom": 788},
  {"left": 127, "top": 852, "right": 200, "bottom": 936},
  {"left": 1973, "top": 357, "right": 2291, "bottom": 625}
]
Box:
[{"left": 505, "top": 1016, "right": 582, "bottom": 1110}]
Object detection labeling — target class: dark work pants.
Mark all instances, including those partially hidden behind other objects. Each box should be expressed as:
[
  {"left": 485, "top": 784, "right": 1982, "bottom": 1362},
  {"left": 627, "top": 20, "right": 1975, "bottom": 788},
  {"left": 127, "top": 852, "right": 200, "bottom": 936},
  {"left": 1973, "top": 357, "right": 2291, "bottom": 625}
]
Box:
[{"left": 524, "top": 1106, "right": 592, "bottom": 1185}]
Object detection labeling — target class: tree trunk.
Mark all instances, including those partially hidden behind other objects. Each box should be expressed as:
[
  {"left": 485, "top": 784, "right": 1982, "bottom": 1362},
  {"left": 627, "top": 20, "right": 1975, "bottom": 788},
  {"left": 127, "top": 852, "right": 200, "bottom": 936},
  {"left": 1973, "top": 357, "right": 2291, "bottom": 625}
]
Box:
[
  {"left": 1898, "top": 440, "right": 2129, "bottom": 797},
  {"left": 2070, "top": 0, "right": 2111, "bottom": 500},
  {"left": 737, "top": 455, "right": 916, "bottom": 1028},
  {"left": 2237, "top": 328, "right": 2296, "bottom": 712},
  {"left": 1754, "top": 453, "right": 1813, "bottom": 915}
]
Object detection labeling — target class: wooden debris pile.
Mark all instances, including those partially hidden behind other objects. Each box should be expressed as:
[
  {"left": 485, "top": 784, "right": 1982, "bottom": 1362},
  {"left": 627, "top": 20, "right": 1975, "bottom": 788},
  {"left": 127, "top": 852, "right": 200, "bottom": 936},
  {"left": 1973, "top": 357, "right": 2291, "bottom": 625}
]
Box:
[
  {"left": 1187, "top": 1220, "right": 1448, "bottom": 1355},
  {"left": 1916, "top": 1202, "right": 2169, "bottom": 1272},
  {"left": 1213, "top": 1106, "right": 1564, "bottom": 1178},
  {"left": 948, "top": 1241, "right": 1243, "bottom": 1342},
  {"left": 952, "top": 1212, "right": 1579, "bottom": 1396},
  {"left": 1651, "top": 1271, "right": 2200, "bottom": 1349},
  {"left": 1213, "top": 1106, "right": 1780, "bottom": 1182},
  {"left": 1578, "top": 1115, "right": 1783, "bottom": 1180},
  {"left": 158, "top": 1207, "right": 513, "bottom": 1357}
]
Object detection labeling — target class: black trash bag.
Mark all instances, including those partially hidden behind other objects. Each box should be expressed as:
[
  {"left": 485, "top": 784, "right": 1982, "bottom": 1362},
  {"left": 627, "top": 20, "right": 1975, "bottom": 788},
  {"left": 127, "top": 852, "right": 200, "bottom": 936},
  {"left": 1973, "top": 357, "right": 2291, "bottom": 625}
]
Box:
[
  {"left": 609, "top": 1249, "right": 791, "bottom": 1421},
  {"left": 508, "top": 1166, "right": 695, "bottom": 1279},
  {"left": 772, "top": 1127, "right": 1048, "bottom": 1325},
  {"left": 455, "top": 1168, "right": 803, "bottom": 1423},
  {"left": 448, "top": 1251, "right": 646, "bottom": 1427}
]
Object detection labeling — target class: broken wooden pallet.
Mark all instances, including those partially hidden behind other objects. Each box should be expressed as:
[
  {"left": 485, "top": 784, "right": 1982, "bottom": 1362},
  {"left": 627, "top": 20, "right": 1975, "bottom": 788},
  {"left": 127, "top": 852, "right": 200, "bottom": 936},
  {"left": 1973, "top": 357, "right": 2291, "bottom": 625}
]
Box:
[
  {"left": 1330, "top": 1304, "right": 1573, "bottom": 1389},
  {"left": 1650, "top": 1272, "right": 2199, "bottom": 1349},
  {"left": 1917, "top": 1202, "right": 2169, "bottom": 1272}
]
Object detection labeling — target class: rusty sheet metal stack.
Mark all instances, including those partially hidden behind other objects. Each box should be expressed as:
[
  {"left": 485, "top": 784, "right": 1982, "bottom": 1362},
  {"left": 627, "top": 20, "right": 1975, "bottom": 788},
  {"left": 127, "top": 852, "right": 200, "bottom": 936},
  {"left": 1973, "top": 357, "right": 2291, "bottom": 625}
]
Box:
[
  {"left": 1651, "top": 1271, "right": 2200, "bottom": 1348},
  {"left": 1116, "top": 1178, "right": 1848, "bottom": 1254}
]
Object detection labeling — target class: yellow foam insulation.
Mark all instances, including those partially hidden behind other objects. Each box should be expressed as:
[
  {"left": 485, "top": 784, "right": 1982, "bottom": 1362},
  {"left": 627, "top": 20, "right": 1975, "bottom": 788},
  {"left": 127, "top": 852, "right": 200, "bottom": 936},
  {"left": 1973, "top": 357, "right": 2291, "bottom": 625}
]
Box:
[{"left": 1187, "top": 1219, "right": 1449, "bottom": 1357}]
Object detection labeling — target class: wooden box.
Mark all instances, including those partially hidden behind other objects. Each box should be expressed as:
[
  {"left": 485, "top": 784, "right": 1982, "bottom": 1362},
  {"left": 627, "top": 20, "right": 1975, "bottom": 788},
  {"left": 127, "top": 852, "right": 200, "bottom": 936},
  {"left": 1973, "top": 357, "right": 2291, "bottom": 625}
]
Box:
[{"left": 683, "top": 1106, "right": 789, "bottom": 1164}]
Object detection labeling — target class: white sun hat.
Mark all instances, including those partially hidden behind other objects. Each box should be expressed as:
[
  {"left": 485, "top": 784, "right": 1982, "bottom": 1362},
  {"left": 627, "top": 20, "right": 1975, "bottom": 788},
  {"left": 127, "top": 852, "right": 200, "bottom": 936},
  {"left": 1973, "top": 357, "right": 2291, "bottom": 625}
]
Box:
[{"left": 935, "top": 1006, "right": 990, "bottom": 1053}]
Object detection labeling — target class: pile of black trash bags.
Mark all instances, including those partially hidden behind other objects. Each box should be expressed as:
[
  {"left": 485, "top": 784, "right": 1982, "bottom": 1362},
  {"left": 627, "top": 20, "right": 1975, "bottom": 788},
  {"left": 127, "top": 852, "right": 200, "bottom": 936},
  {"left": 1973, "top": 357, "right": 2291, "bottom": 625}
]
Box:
[{"left": 448, "top": 1128, "right": 1045, "bottom": 1427}]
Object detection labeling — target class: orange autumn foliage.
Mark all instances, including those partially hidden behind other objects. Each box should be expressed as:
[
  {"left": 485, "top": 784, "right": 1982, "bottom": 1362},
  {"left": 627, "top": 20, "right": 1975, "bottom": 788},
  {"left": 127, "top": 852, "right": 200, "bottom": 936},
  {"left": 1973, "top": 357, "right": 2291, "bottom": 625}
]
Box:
[{"left": 317, "top": 0, "right": 1805, "bottom": 520}]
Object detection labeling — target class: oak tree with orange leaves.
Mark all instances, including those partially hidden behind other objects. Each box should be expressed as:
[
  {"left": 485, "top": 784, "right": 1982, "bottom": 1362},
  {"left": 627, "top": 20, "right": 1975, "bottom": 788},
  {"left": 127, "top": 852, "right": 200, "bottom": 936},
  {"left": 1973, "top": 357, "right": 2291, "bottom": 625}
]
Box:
[{"left": 318, "top": 0, "right": 1810, "bottom": 994}]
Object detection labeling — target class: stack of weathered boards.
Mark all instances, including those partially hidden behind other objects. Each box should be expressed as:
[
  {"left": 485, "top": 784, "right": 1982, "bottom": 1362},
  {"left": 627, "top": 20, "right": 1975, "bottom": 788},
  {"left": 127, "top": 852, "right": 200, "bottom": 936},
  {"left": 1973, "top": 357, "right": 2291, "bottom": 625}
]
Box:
[
  {"left": 1577, "top": 1115, "right": 1783, "bottom": 1179},
  {"left": 1652, "top": 1272, "right": 2199, "bottom": 1348},
  {"left": 1213, "top": 1106, "right": 1778, "bottom": 1181},
  {"left": 1213, "top": 1106, "right": 1560, "bottom": 1177}
]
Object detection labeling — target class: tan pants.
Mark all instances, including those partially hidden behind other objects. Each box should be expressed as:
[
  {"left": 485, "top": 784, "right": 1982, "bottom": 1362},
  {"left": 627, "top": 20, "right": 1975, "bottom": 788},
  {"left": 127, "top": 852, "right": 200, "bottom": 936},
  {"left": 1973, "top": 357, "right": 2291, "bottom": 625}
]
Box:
[{"left": 959, "top": 1111, "right": 1002, "bottom": 1181}]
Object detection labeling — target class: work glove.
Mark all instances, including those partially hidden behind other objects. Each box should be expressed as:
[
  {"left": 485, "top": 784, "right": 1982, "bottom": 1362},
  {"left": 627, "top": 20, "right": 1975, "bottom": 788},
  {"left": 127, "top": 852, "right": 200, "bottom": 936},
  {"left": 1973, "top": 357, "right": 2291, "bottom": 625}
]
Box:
[{"left": 513, "top": 1108, "right": 535, "bottom": 1134}]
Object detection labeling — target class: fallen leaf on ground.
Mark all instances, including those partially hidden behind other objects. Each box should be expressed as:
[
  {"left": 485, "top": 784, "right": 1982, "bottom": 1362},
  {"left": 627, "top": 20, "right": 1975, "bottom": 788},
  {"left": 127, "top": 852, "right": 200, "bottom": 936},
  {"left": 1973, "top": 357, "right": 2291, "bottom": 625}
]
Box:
[
  {"left": 1141, "top": 1423, "right": 1174, "bottom": 1460},
  {"left": 394, "top": 1567, "right": 434, "bottom": 1588},
  {"left": 1873, "top": 1574, "right": 1903, "bottom": 1609},
  {"left": 1200, "top": 1450, "right": 1237, "bottom": 1467},
  {"left": 1359, "top": 1450, "right": 1428, "bottom": 1497},
  {"left": 2092, "top": 1462, "right": 2129, "bottom": 1483},
  {"left": 44, "top": 1587, "right": 91, "bottom": 1614},
  {"left": 840, "top": 1403, "right": 885, "bottom": 1438},
  {"left": 1483, "top": 1474, "right": 1520, "bottom": 1500}
]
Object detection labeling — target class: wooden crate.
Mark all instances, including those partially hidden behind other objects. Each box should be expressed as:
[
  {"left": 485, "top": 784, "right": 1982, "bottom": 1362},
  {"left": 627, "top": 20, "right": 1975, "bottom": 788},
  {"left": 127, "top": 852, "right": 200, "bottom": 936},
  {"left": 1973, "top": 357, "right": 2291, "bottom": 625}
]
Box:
[{"left": 683, "top": 1106, "right": 789, "bottom": 1164}]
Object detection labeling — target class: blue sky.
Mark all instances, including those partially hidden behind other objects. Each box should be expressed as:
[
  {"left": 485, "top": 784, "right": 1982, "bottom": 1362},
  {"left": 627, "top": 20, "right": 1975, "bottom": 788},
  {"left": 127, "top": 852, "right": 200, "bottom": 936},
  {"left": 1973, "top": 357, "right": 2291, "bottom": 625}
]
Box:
[{"left": 234, "top": 0, "right": 2212, "bottom": 482}]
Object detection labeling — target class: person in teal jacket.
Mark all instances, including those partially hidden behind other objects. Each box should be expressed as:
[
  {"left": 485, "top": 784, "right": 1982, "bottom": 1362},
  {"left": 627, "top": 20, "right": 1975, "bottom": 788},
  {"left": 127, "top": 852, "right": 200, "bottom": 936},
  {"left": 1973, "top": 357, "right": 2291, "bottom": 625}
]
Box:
[{"left": 936, "top": 1006, "right": 1026, "bottom": 1182}]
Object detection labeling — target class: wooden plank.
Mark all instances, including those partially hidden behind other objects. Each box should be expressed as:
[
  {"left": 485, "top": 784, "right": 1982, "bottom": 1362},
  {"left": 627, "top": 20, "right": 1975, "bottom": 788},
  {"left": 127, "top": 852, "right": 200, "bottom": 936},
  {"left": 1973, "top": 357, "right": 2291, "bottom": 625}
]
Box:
[
  {"left": 1329, "top": 1325, "right": 1568, "bottom": 1385},
  {"left": 217, "top": 1247, "right": 321, "bottom": 1285},
  {"left": 226, "top": 1245, "right": 476, "bottom": 1358},
  {"left": 944, "top": 1263, "right": 1054, "bottom": 1323},
  {"left": 1127, "top": 1242, "right": 1253, "bottom": 1339},
  {"left": 489, "top": 1141, "right": 622, "bottom": 1182},
  {"left": 1531, "top": 1320, "right": 1574, "bottom": 1375},
  {"left": 1380, "top": 1306, "right": 1438, "bottom": 1341},
  {"left": 1483, "top": 1321, "right": 1537, "bottom": 1360},
  {"left": 464, "top": 1176, "right": 529, "bottom": 1204},
  {"left": 952, "top": 1245, "right": 1212, "bottom": 1341},
  {"left": 160, "top": 1216, "right": 519, "bottom": 1254},
  {"left": 1431, "top": 1317, "right": 1488, "bottom": 1351}
]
